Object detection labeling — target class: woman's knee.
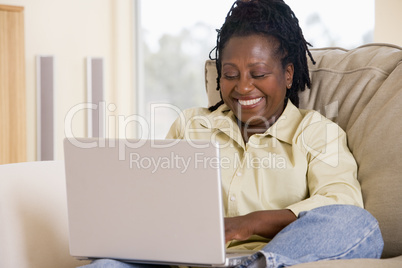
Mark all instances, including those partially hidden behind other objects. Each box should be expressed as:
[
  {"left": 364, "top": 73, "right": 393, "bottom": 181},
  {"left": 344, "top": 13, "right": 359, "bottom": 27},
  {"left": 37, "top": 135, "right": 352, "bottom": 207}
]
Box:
[
  {"left": 264, "top": 204, "right": 383, "bottom": 260},
  {"left": 298, "top": 204, "right": 384, "bottom": 258},
  {"left": 299, "top": 204, "right": 379, "bottom": 230}
]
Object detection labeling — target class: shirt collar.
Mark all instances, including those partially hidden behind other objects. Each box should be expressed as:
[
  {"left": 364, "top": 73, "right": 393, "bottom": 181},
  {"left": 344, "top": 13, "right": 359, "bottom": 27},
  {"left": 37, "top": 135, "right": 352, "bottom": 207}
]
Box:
[
  {"left": 200, "top": 104, "right": 244, "bottom": 147},
  {"left": 265, "top": 100, "right": 304, "bottom": 144},
  {"left": 200, "top": 100, "right": 304, "bottom": 145}
]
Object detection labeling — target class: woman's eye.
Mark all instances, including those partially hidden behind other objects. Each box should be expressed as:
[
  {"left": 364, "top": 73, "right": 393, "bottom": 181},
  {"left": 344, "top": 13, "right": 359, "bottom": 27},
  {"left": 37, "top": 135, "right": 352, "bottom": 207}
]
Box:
[
  {"left": 223, "top": 73, "right": 239, "bottom": 79},
  {"left": 252, "top": 73, "right": 267, "bottom": 79}
]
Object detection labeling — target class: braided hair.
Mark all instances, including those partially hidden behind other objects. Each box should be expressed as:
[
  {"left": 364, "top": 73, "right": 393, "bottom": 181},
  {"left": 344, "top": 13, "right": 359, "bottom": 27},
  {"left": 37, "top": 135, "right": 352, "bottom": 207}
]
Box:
[{"left": 209, "top": 0, "right": 315, "bottom": 111}]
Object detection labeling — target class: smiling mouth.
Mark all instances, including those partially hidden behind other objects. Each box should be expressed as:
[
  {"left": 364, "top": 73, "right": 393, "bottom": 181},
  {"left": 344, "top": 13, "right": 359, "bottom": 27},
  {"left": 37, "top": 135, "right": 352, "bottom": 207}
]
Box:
[{"left": 238, "top": 97, "right": 262, "bottom": 106}]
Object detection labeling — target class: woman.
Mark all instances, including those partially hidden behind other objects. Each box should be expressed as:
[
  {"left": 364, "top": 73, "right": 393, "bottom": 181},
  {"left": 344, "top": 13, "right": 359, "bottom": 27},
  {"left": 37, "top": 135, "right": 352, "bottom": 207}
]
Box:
[{"left": 82, "top": 0, "right": 383, "bottom": 267}]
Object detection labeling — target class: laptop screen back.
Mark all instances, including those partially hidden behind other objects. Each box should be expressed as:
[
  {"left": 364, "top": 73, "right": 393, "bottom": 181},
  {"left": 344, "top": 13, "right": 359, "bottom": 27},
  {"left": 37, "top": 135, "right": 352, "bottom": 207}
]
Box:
[{"left": 64, "top": 138, "right": 226, "bottom": 266}]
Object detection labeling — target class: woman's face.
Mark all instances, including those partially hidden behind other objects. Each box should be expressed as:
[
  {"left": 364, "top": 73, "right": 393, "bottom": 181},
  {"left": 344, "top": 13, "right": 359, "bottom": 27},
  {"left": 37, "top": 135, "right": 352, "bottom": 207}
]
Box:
[{"left": 220, "top": 34, "right": 294, "bottom": 130}]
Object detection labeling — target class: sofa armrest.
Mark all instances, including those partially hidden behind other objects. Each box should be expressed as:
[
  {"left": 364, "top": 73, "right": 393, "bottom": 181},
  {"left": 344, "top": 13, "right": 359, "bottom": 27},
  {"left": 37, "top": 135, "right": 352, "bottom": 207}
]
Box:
[{"left": 0, "top": 161, "right": 90, "bottom": 268}]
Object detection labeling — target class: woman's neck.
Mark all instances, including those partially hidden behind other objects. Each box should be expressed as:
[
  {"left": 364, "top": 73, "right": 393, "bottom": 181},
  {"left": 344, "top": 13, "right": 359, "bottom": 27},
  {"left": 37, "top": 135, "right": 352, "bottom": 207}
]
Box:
[
  {"left": 237, "top": 119, "right": 274, "bottom": 143},
  {"left": 237, "top": 100, "right": 288, "bottom": 143}
]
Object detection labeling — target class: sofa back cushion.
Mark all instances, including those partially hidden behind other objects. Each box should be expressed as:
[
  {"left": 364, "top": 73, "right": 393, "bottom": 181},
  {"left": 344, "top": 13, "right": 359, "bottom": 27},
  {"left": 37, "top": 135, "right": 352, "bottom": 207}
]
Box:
[
  {"left": 302, "top": 44, "right": 402, "bottom": 258},
  {"left": 205, "top": 43, "right": 402, "bottom": 258}
]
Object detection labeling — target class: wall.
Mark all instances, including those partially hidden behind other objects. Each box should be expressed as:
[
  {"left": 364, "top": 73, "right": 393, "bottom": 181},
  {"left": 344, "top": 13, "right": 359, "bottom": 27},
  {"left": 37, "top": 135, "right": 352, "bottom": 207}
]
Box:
[
  {"left": 1, "top": 0, "right": 400, "bottom": 161},
  {"left": 0, "top": 0, "right": 136, "bottom": 161},
  {"left": 374, "top": 0, "right": 402, "bottom": 46}
]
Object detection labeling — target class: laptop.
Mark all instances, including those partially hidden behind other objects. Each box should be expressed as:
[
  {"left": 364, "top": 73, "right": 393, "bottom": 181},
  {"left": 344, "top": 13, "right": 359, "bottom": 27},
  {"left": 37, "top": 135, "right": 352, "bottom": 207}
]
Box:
[{"left": 64, "top": 138, "right": 256, "bottom": 267}]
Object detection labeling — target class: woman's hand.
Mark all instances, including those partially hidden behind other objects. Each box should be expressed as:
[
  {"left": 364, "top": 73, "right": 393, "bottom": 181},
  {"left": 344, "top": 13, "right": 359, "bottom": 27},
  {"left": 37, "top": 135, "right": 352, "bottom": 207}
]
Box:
[
  {"left": 224, "top": 209, "right": 297, "bottom": 243},
  {"left": 225, "top": 215, "right": 254, "bottom": 243}
]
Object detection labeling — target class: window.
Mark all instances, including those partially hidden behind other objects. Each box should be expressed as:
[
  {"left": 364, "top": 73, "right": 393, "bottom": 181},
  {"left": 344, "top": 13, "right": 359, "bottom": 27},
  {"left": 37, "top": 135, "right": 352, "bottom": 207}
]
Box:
[
  {"left": 287, "top": 0, "right": 374, "bottom": 48},
  {"left": 139, "top": 0, "right": 374, "bottom": 139}
]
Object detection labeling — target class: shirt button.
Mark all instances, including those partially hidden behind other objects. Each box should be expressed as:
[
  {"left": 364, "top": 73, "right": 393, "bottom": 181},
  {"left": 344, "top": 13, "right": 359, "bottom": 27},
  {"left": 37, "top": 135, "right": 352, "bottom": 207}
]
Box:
[
  {"left": 236, "top": 172, "right": 242, "bottom": 177},
  {"left": 230, "top": 196, "right": 236, "bottom": 201}
]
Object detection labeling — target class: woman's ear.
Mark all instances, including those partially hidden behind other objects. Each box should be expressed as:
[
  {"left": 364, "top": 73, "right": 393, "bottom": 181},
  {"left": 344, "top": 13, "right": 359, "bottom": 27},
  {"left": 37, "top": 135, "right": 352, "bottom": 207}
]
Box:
[{"left": 286, "top": 63, "right": 294, "bottom": 89}]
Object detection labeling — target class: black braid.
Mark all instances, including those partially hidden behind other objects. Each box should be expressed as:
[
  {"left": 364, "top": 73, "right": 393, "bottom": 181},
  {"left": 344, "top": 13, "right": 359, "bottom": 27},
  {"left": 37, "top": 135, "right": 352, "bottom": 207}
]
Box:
[{"left": 209, "top": 0, "right": 315, "bottom": 111}]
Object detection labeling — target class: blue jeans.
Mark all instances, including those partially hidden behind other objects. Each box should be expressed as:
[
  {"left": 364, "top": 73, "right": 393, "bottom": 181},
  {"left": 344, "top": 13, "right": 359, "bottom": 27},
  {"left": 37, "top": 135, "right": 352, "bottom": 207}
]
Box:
[{"left": 79, "top": 205, "right": 383, "bottom": 268}]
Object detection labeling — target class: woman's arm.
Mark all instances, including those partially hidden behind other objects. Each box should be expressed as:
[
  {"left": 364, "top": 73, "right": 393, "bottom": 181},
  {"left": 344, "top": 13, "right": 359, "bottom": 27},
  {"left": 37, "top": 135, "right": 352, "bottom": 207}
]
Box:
[{"left": 225, "top": 209, "right": 297, "bottom": 243}]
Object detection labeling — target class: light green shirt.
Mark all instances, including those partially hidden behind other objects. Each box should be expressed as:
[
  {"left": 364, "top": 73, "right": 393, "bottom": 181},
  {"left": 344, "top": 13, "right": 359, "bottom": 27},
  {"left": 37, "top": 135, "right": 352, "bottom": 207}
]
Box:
[{"left": 166, "top": 101, "right": 363, "bottom": 249}]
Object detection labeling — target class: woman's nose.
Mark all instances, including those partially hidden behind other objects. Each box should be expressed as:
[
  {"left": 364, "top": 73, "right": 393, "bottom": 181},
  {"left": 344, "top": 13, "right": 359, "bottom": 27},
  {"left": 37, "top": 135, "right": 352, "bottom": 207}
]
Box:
[{"left": 236, "top": 76, "right": 254, "bottom": 93}]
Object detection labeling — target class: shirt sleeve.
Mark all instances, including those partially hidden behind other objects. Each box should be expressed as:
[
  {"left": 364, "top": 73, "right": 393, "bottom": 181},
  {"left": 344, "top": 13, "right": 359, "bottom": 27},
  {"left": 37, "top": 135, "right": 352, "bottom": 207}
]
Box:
[
  {"left": 165, "top": 111, "right": 187, "bottom": 140},
  {"left": 286, "top": 114, "right": 364, "bottom": 217}
]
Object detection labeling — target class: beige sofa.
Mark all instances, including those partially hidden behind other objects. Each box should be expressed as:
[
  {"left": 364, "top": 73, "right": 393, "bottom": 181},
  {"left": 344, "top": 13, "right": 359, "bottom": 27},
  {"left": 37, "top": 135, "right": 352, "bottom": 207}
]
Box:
[
  {"left": 0, "top": 43, "right": 401, "bottom": 268},
  {"left": 0, "top": 160, "right": 91, "bottom": 268},
  {"left": 206, "top": 43, "right": 402, "bottom": 267}
]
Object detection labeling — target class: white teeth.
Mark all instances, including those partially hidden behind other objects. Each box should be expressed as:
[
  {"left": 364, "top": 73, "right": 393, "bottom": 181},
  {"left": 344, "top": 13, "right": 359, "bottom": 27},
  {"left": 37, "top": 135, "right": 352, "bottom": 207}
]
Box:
[{"left": 238, "top": 97, "right": 262, "bottom": 106}]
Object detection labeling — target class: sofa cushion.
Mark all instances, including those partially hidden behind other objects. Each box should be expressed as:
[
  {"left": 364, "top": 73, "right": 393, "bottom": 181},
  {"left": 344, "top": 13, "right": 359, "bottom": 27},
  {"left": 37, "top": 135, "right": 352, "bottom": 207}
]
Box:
[
  {"left": 301, "top": 44, "right": 402, "bottom": 258},
  {"left": 0, "top": 161, "right": 91, "bottom": 267},
  {"left": 291, "top": 255, "right": 402, "bottom": 268}
]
